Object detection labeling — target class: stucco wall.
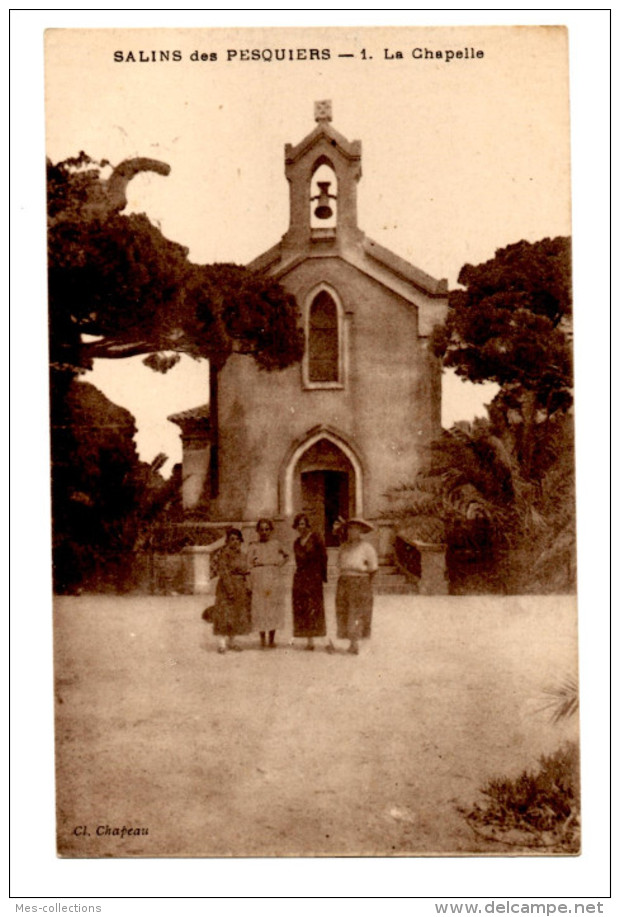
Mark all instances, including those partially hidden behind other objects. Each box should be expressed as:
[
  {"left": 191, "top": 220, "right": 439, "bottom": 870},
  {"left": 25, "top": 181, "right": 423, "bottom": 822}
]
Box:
[
  {"left": 210, "top": 255, "right": 442, "bottom": 523},
  {"left": 182, "top": 446, "right": 211, "bottom": 510}
]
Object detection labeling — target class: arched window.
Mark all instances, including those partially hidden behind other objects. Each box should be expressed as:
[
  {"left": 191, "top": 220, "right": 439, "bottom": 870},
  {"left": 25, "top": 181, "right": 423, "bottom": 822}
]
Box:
[{"left": 308, "top": 291, "right": 339, "bottom": 383}]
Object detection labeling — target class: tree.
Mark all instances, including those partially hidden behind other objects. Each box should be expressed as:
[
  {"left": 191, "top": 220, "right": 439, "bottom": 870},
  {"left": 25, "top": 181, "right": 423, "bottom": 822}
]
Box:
[
  {"left": 51, "top": 381, "right": 176, "bottom": 592},
  {"left": 431, "top": 237, "right": 572, "bottom": 477},
  {"left": 386, "top": 413, "right": 576, "bottom": 594},
  {"left": 47, "top": 153, "right": 305, "bottom": 384},
  {"left": 48, "top": 153, "right": 305, "bottom": 591}
]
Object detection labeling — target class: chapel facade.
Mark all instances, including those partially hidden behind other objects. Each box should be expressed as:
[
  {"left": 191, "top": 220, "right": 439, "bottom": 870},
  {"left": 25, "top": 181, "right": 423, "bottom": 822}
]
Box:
[{"left": 171, "top": 102, "right": 448, "bottom": 558}]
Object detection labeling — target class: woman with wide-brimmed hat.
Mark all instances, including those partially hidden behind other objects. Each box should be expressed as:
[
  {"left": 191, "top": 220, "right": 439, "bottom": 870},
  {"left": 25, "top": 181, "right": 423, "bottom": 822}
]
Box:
[{"left": 333, "top": 518, "right": 378, "bottom": 655}]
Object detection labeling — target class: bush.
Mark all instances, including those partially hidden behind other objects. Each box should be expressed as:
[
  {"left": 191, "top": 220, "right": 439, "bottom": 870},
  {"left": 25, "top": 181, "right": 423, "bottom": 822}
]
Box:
[
  {"left": 462, "top": 742, "right": 580, "bottom": 852},
  {"left": 384, "top": 413, "right": 576, "bottom": 595}
]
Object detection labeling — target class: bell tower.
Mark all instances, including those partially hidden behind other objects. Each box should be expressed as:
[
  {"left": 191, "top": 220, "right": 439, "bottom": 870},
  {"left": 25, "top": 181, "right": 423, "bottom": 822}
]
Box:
[{"left": 282, "top": 101, "right": 363, "bottom": 254}]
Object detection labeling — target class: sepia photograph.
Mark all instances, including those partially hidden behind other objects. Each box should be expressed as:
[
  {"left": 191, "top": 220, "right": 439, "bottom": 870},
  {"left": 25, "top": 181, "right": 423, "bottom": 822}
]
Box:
[
  {"left": 42, "top": 24, "right": 583, "bottom": 861},
  {"left": 8, "top": 7, "right": 613, "bottom": 906}
]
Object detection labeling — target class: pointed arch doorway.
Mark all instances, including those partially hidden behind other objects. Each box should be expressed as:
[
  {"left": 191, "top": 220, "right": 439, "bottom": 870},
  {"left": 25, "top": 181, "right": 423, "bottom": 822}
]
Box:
[{"left": 282, "top": 430, "right": 364, "bottom": 546}]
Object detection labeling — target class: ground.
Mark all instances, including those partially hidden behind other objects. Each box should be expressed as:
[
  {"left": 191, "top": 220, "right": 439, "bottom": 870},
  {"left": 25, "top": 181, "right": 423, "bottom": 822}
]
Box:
[{"left": 54, "top": 591, "right": 578, "bottom": 858}]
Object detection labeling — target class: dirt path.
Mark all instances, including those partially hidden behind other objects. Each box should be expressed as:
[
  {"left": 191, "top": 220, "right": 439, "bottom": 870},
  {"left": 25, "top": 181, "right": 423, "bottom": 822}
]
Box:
[{"left": 54, "top": 593, "right": 578, "bottom": 857}]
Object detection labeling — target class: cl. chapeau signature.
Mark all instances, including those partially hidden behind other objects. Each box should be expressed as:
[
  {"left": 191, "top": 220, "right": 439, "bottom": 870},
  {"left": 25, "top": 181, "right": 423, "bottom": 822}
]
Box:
[{"left": 73, "top": 825, "right": 149, "bottom": 838}]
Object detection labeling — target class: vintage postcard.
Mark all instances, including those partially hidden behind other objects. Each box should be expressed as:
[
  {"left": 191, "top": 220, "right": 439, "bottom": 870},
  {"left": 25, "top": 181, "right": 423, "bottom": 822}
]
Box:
[{"left": 45, "top": 25, "right": 579, "bottom": 859}]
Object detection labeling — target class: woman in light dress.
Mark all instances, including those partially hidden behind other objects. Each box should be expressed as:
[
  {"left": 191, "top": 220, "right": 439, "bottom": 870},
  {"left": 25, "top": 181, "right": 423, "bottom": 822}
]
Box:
[{"left": 248, "top": 518, "right": 289, "bottom": 648}]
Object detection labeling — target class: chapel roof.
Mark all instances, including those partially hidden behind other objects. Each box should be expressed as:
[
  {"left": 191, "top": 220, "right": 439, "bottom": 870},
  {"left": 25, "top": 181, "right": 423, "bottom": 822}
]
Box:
[
  {"left": 168, "top": 404, "right": 210, "bottom": 428},
  {"left": 284, "top": 119, "right": 361, "bottom": 166},
  {"left": 363, "top": 237, "right": 448, "bottom": 297},
  {"left": 247, "top": 102, "right": 448, "bottom": 310}
]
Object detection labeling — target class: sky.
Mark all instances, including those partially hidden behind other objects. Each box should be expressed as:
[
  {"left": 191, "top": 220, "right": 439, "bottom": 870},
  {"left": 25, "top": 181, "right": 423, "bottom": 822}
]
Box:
[{"left": 44, "top": 24, "right": 570, "bottom": 473}]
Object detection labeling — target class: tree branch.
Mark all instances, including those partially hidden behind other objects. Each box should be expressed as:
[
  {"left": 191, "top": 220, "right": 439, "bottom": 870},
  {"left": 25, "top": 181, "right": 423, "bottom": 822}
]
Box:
[{"left": 83, "top": 339, "right": 170, "bottom": 360}]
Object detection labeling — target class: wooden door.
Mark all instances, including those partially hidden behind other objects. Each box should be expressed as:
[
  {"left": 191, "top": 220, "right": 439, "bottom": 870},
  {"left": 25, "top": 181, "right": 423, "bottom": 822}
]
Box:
[
  {"left": 324, "top": 471, "right": 349, "bottom": 546},
  {"left": 301, "top": 470, "right": 350, "bottom": 546},
  {"left": 300, "top": 471, "right": 327, "bottom": 541}
]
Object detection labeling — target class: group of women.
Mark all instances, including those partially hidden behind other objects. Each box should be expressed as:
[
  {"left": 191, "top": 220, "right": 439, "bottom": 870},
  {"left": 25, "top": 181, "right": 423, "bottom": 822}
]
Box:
[{"left": 210, "top": 514, "right": 379, "bottom": 656}]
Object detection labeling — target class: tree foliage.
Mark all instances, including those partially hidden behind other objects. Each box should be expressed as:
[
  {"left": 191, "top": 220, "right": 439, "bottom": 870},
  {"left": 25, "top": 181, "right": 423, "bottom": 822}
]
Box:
[
  {"left": 51, "top": 381, "right": 179, "bottom": 593},
  {"left": 48, "top": 153, "right": 305, "bottom": 592},
  {"left": 47, "top": 153, "right": 305, "bottom": 378},
  {"left": 386, "top": 412, "right": 576, "bottom": 594},
  {"left": 385, "top": 238, "right": 575, "bottom": 592},
  {"left": 431, "top": 237, "right": 573, "bottom": 476}
]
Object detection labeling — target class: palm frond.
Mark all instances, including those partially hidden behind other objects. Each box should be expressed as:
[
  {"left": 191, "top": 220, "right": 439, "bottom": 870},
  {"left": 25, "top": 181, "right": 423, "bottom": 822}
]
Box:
[{"left": 538, "top": 675, "right": 579, "bottom": 723}]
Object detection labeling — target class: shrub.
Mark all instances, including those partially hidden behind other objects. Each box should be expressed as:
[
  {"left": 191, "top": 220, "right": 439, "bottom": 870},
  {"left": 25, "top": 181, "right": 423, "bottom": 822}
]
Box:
[
  {"left": 462, "top": 742, "right": 580, "bottom": 852},
  {"left": 384, "top": 413, "right": 576, "bottom": 594}
]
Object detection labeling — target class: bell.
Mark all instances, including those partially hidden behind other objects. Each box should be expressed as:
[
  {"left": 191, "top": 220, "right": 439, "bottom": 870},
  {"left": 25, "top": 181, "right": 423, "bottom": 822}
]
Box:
[{"left": 313, "top": 181, "right": 334, "bottom": 220}]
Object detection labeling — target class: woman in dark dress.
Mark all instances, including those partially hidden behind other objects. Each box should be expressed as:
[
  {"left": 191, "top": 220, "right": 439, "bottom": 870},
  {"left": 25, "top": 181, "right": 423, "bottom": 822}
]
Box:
[
  {"left": 212, "top": 528, "right": 252, "bottom": 654},
  {"left": 292, "top": 513, "right": 328, "bottom": 651}
]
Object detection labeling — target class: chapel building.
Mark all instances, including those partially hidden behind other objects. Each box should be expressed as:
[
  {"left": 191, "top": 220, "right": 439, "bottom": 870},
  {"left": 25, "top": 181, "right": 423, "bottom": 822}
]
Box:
[{"left": 171, "top": 101, "right": 448, "bottom": 558}]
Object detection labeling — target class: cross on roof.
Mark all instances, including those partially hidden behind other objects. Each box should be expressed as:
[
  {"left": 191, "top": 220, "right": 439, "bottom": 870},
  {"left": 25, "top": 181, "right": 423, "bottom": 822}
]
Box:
[{"left": 314, "top": 100, "right": 332, "bottom": 123}]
